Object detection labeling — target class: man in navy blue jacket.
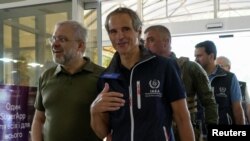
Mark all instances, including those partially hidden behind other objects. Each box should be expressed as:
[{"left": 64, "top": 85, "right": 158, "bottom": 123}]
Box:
[
  {"left": 90, "top": 7, "right": 195, "bottom": 141},
  {"left": 195, "top": 40, "right": 244, "bottom": 125}
]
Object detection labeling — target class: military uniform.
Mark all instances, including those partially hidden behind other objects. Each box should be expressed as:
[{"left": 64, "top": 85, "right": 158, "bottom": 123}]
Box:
[{"left": 171, "top": 52, "right": 218, "bottom": 141}]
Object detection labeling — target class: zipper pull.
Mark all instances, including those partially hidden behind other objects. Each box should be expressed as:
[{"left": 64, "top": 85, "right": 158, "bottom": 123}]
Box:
[{"left": 137, "top": 81, "right": 141, "bottom": 109}]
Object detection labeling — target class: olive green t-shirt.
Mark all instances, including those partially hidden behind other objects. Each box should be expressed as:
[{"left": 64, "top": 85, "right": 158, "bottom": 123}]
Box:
[{"left": 34, "top": 57, "right": 104, "bottom": 141}]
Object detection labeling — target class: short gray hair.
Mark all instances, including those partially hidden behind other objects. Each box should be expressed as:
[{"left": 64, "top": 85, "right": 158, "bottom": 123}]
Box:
[
  {"left": 56, "top": 20, "right": 88, "bottom": 43},
  {"left": 217, "top": 56, "right": 231, "bottom": 67}
]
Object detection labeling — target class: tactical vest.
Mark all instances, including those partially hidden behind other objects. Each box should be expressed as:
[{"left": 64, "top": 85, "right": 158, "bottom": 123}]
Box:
[{"left": 176, "top": 57, "right": 198, "bottom": 114}]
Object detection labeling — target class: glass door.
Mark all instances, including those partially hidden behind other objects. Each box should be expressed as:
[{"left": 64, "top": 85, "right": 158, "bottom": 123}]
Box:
[{"left": 0, "top": 1, "right": 72, "bottom": 86}]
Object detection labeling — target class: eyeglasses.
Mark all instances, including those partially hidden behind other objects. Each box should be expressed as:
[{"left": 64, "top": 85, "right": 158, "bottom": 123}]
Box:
[{"left": 48, "top": 36, "right": 79, "bottom": 44}]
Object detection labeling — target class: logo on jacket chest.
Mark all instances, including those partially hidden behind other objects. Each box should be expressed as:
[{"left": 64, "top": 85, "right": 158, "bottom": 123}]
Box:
[
  {"left": 145, "top": 79, "right": 162, "bottom": 97},
  {"left": 213, "top": 86, "right": 227, "bottom": 98}
]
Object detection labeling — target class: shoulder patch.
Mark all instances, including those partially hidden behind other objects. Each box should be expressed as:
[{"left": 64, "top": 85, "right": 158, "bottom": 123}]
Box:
[{"left": 101, "top": 73, "right": 120, "bottom": 79}]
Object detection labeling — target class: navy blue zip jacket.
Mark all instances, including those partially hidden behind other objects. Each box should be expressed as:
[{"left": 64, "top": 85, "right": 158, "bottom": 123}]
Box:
[{"left": 97, "top": 46, "right": 186, "bottom": 141}]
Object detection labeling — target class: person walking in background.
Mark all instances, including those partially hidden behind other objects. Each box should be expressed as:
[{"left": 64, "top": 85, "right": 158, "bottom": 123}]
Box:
[
  {"left": 90, "top": 7, "right": 195, "bottom": 141},
  {"left": 194, "top": 40, "right": 245, "bottom": 125},
  {"left": 144, "top": 25, "right": 218, "bottom": 141},
  {"left": 215, "top": 56, "right": 231, "bottom": 71},
  {"left": 216, "top": 56, "right": 250, "bottom": 124},
  {"left": 31, "top": 20, "right": 104, "bottom": 141}
]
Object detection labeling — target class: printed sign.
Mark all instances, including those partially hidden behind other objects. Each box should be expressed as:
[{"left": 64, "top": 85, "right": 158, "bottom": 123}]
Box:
[{"left": 0, "top": 85, "right": 37, "bottom": 141}]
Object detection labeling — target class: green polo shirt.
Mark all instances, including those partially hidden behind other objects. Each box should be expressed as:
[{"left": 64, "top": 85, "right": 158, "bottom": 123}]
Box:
[{"left": 34, "top": 57, "right": 104, "bottom": 141}]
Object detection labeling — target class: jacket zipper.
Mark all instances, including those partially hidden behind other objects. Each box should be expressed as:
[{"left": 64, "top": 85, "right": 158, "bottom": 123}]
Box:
[
  {"left": 163, "top": 126, "right": 169, "bottom": 141},
  {"left": 129, "top": 56, "right": 155, "bottom": 141}
]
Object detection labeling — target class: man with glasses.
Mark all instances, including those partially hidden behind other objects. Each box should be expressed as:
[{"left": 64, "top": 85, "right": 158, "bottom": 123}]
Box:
[{"left": 31, "top": 20, "right": 104, "bottom": 141}]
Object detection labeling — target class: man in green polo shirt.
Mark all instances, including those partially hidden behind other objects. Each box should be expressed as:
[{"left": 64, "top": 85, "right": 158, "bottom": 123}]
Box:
[{"left": 31, "top": 20, "right": 104, "bottom": 141}]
